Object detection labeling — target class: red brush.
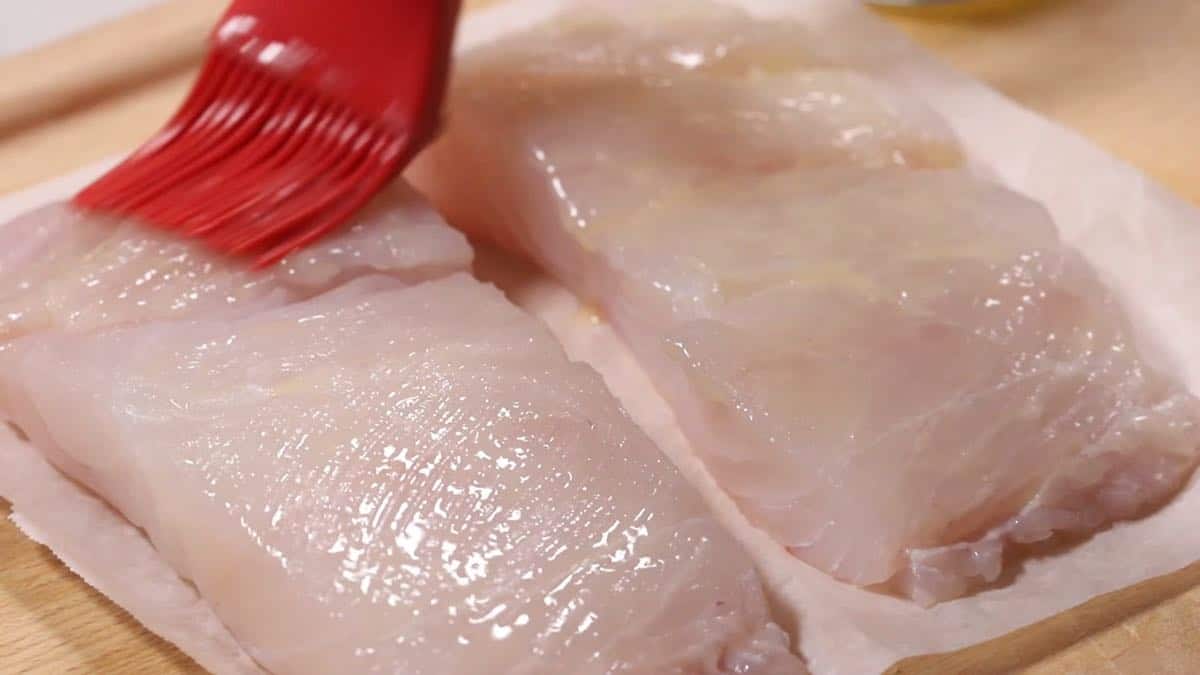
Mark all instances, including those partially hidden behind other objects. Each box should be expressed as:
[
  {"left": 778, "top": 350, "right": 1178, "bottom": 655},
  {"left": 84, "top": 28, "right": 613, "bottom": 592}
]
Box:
[{"left": 73, "top": 0, "right": 461, "bottom": 267}]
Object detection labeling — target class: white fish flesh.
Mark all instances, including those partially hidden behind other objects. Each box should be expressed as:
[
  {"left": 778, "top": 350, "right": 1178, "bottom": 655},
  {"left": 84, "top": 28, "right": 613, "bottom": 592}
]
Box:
[
  {"left": 0, "top": 189, "right": 800, "bottom": 672},
  {"left": 0, "top": 182, "right": 471, "bottom": 341},
  {"left": 412, "top": 2, "right": 1200, "bottom": 604}
]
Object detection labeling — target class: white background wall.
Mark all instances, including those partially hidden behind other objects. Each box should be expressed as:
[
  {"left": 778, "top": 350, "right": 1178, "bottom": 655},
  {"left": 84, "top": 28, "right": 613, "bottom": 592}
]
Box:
[{"left": 1, "top": 0, "right": 166, "bottom": 57}]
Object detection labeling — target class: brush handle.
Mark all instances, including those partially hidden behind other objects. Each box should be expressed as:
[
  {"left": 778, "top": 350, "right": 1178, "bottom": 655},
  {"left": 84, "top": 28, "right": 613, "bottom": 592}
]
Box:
[{"left": 212, "top": 0, "right": 461, "bottom": 136}]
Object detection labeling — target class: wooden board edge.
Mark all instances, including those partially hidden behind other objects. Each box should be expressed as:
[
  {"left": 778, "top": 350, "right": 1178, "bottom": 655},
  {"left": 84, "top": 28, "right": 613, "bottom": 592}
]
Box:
[{"left": 0, "top": 0, "right": 223, "bottom": 138}]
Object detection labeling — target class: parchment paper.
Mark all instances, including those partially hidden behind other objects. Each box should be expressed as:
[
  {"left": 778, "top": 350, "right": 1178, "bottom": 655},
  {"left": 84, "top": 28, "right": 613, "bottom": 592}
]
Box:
[{"left": 3, "top": 2, "right": 1200, "bottom": 674}]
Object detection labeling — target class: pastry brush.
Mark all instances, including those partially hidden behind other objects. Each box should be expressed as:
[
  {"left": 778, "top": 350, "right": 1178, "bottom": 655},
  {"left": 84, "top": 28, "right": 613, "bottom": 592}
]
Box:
[{"left": 73, "top": 0, "right": 461, "bottom": 266}]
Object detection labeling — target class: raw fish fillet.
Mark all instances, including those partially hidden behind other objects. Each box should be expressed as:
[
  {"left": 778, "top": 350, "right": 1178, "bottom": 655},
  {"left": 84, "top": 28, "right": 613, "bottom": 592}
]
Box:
[
  {"left": 412, "top": 2, "right": 1200, "bottom": 604},
  {"left": 0, "top": 182, "right": 471, "bottom": 340},
  {"left": 0, "top": 189, "right": 800, "bottom": 672}
]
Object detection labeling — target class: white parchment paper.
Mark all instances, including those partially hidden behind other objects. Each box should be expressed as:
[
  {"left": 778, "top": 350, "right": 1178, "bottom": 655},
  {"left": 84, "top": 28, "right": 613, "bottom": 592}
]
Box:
[{"left": 3, "top": 2, "right": 1200, "bottom": 674}]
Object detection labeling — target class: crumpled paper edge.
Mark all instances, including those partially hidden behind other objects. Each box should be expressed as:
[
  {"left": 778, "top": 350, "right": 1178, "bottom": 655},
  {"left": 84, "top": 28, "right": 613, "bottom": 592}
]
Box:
[
  {"left": 0, "top": 424, "right": 263, "bottom": 675},
  {"left": 3, "top": 2, "right": 1200, "bottom": 674}
]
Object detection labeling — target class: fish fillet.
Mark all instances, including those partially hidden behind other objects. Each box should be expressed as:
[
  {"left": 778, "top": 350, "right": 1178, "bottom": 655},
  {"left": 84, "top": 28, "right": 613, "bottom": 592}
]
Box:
[
  {"left": 412, "top": 2, "right": 1200, "bottom": 604},
  {"left": 0, "top": 182, "right": 471, "bottom": 340},
  {"left": 0, "top": 191, "right": 800, "bottom": 672}
]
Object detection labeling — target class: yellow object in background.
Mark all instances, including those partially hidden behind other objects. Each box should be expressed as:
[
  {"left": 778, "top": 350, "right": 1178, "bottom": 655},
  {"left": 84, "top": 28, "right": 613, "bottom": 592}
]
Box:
[{"left": 867, "top": 0, "right": 1048, "bottom": 19}]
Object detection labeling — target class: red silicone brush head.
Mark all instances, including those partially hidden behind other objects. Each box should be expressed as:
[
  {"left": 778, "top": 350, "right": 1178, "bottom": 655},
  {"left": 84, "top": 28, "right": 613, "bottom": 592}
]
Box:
[{"left": 74, "top": 0, "right": 460, "bottom": 267}]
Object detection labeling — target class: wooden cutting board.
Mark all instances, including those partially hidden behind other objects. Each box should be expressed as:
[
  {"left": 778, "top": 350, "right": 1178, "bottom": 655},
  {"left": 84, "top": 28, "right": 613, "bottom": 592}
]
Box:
[{"left": 1, "top": 1, "right": 1197, "bottom": 672}]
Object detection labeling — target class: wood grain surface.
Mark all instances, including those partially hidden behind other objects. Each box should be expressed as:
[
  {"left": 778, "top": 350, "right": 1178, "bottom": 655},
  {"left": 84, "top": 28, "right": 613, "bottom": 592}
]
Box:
[{"left": 0, "top": 0, "right": 1197, "bottom": 673}]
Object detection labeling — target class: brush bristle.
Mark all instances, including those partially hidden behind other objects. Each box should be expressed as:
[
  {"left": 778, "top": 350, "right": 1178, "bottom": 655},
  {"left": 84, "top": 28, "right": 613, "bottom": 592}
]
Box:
[{"left": 74, "top": 49, "right": 410, "bottom": 267}]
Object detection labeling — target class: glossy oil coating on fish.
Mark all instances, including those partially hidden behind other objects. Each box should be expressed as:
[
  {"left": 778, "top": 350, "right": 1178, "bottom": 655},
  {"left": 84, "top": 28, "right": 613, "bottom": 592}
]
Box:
[
  {"left": 0, "top": 187, "right": 800, "bottom": 672},
  {"left": 0, "top": 276, "right": 799, "bottom": 674},
  {"left": 0, "top": 182, "right": 471, "bottom": 341},
  {"left": 413, "top": 1, "right": 1200, "bottom": 604}
]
